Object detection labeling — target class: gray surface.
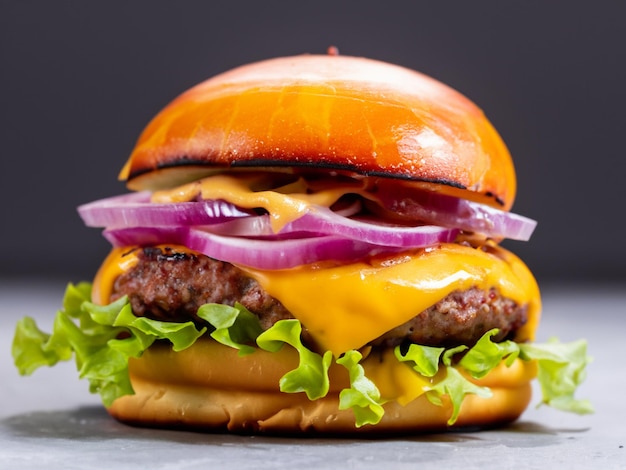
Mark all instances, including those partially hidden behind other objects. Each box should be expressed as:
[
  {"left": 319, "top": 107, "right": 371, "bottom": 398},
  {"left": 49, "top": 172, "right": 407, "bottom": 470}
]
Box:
[{"left": 1, "top": 281, "right": 624, "bottom": 469}]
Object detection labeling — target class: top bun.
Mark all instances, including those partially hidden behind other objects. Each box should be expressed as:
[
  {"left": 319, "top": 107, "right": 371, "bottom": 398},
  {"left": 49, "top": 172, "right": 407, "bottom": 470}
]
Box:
[{"left": 120, "top": 54, "right": 516, "bottom": 209}]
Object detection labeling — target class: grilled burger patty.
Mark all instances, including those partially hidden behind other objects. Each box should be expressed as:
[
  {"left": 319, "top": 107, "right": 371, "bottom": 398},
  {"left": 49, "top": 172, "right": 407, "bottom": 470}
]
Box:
[{"left": 111, "top": 246, "right": 528, "bottom": 350}]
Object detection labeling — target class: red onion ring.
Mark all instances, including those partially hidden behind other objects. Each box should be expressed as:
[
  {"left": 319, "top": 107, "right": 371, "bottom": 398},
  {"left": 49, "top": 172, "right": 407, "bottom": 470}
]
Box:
[
  {"left": 79, "top": 189, "right": 535, "bottom": 242},
  {"left": 206, "top": 208, "right": 460, "bottom": 247},
  {"left": 376, "top": 190, "right": 536, "bottom": 241},
  {"left": 78, "top": 192, "right": 252, "bottom": 228},
  {"left": 103, "top": 226, "right": 413, "bottom": 270}
]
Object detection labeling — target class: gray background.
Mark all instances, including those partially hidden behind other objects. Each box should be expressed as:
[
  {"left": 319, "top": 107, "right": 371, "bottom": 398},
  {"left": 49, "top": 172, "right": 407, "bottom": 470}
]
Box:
[{"left": 2, "top": 1, "right": 625, "bottom": 285}]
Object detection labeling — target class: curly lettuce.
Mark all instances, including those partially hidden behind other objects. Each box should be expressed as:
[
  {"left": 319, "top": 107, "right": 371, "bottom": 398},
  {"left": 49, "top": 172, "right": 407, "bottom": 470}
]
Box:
[
  {"left": 257, "top": 319, "right": 333, "bottom": 400},
  {"left": 12, "top": 283, "right": 592, "bottom": 427}
]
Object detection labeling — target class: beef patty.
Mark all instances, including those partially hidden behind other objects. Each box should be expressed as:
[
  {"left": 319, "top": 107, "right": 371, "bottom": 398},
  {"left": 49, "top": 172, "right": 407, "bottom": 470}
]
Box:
[{"left": 111, "top": 246, "right": 528, "bottom": 350}]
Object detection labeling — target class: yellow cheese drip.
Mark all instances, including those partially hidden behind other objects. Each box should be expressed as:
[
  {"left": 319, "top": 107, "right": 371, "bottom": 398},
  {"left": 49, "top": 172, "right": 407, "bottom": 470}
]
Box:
[
  {"left": 92, "top": 247, "right": 139, "bottom": 305},
  {"left": 151, "top": 173, "right": 371, "bottom": 232},
  {"left": 240, "top": 243, "right": 540, "bottom": 356},
  {"left": 362, "top": 349, "right": 432, "bottom": 405}
]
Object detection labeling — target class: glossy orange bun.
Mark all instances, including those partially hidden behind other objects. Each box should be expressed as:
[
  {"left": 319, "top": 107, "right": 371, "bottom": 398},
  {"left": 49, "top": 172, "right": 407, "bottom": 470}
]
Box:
[{"left": 120, "top": 54, "right": 517, "bottom": 209}]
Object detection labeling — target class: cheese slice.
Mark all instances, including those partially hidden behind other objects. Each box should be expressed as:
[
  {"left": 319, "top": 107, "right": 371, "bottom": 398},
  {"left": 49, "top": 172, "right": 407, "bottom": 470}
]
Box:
[
  {"left": 92, "top": 247, "right": 139, "bottom": 305},
  {"left": 240, "top": 243, "right": 540, "bottom": 355},
  {"left": 362, "top": 348, "right": 433, "bottom": 405},
  {"left": 94, "top": 242, "right": 540, "bottom": 357}
]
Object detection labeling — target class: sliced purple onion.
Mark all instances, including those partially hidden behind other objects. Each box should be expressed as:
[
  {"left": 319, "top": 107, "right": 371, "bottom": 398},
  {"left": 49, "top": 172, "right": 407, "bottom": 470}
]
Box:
[
  {"left": 80, "top": 183, "right": 536, "bottom": 252},
  {"left": 377, "top": 190, "right": 537, "bottom": 241},
  {"left": 103, "top": 226, "right": 402, "bottom": 270},
  {"left": 205, "top": 208, "right": 459, "bottom": 247},
  {"left": 78, "top": 192, "right": 252, "bottom": 228},
  {"left": 186, "top": 229, "right": 391, "bottom": 270},
  {"left": 103, "top": 226, "right": 186, "bottom": 247}
]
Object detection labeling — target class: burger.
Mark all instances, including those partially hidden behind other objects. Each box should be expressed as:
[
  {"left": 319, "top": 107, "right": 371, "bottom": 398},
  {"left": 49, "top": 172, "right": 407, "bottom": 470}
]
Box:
[{"left": 12, "top": 53, "right": 591, "bottom": 434}]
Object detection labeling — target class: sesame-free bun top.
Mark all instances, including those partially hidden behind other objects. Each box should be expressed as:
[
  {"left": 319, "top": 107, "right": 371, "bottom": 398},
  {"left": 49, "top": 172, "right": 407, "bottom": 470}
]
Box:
[{"left": 120, "top": 54, "right": 517, "bottom": 209}]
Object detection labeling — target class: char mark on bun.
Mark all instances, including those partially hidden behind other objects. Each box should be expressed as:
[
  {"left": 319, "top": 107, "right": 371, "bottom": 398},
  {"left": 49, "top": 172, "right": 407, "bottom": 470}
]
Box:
[{"left": 132, "top": 155, "right": 472, "bottom": 194}]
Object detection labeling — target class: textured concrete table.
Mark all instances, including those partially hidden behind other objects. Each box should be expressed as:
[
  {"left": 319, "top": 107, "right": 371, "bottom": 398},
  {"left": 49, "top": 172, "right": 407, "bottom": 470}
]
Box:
[{"left": 1, "top": 281, "right": 623, "bottom": 469}]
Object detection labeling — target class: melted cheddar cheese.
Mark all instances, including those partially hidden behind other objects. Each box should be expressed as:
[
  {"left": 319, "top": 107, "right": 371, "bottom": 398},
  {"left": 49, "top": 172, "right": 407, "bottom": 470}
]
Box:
[
  {"left": 362, "top": 348, "right": 433, "bottom": 405},
  {"left": 240, "top": 243, "right": 540, "bottom": 355},
  {"left": 152, "top": 173, "right": 371, "bottom": 232},
  {"left": 92, "top": 247, "right": 139, "bottom": 305},
  {"left": 94, "top": 242, "right": 540, "bottom": 357}
]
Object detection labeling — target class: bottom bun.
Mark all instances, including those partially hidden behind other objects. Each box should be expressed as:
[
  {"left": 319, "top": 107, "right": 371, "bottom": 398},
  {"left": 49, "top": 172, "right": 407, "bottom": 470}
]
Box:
[{"left": 107, "top": 339, "right": 535, "bottom": 435}]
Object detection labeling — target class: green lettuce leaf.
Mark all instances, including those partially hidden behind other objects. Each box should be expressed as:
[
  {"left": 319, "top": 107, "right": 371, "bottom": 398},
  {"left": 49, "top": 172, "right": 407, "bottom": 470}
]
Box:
[
  {"left": 460, "top": 329, "right": 593, "bottom": 414},
  {"left": 12, "top": 283, "right": 206, "bottom": 407},
  {"left": 12, "top": 316, "right": 73, "bottom": 374},
  {"left": 196, "top": 302, "right": 263, "bottom": 356},
  {"left": 394, "top": 343, "right": 444, "bottom": 377},
  {"left": 256, "top": 319, "right": 332, "bottom": 400},
  {"left": 13, "top": 283, "right": 592, "bottom": 426},
  {"left": 336, "top": 350, "right": 386, "bottom": 427},
  {"left": 396, "top": 329, "right": 593, "bottom": 423},
  {"left": 459, "top": 328, "right": 520, "bottom": 378},
  {"left": 426, "top": 367, "right": 492, "bottom": 425},
  {"left": 519, "top": 338, "right": 594, "bottom": 414},
  {"left": 394, "top": 342, "right": 491, "bottom": 425}
]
